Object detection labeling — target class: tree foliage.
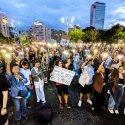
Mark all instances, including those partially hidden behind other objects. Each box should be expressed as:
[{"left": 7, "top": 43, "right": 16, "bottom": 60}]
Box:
[
  {"left": 68, "top": 28, "right": 85, "bottom": 42},
  {"left": 68, "top": 24, "right": 125, "bottom": 43},
  {"left": 20, "top": 35, "right": 30, "bottom": 47}
]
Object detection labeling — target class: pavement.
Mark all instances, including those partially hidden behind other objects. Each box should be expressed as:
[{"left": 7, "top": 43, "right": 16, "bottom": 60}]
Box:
[{"left": 8, "top": 80, "right": 125, "bottom": 125}]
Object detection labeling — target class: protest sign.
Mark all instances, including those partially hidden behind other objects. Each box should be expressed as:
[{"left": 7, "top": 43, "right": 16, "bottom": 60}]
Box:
[{"left": 50, "top": 66, "right": 75, "bottom": 86}]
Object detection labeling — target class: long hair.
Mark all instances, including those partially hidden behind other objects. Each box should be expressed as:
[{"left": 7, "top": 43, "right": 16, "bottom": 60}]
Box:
[
  {"left": 54, "top": 59, "right": 62, "bottom": 67},
  {"left": 109, "top": 69, "right": 119, "bottom": 87}
]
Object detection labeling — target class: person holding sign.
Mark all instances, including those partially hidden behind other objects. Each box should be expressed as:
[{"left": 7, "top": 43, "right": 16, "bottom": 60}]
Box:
[
  {"left": 54, "top": 60, "right": 71, "bottom": 109},
  {"left": 78, "top": 59, "right": 95, "bottom": 107}
]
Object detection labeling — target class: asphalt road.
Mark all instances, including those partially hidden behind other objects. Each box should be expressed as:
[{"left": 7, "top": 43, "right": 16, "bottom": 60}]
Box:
[{"left": 8, "top": 80, "right": 125, "bottom": 125}]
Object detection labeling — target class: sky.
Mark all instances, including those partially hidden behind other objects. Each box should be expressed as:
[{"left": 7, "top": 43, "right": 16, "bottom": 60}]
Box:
[{"left": 0, "top": 0, "right": 125, "bottom": 31}]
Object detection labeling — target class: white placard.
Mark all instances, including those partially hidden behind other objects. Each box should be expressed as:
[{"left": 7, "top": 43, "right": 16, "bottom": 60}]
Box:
[
  {"left": 60, "top": 38, "right": 70, "bottom": 46},
  {"left": 50, "top": 66, "right": 75, "bottom": 86},
  {"left": 118, "top": 39, "right": 123, "bottom": 43}
]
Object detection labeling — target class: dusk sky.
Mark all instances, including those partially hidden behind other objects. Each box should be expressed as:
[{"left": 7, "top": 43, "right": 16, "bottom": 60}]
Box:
[{"left": 0, "top": 0, "right": 125, "bottom": 31}]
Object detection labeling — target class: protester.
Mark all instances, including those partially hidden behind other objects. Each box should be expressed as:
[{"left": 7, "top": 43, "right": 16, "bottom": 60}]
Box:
[
  {"left": 20, "top": 61, "right": 33, "bottom": 108},
  {"left": 6, "top": 63, "right": 28, "bottom": 125},
  {"left": 78, "top": 59, "right": 95, "bottom": 107},
  {"left": 31, "top": 59, "right": 46, "bottom": 105},
  {"left": 53, "top": 60, "right": 71, "bottom": 109},
  {"left": 0, "top": 61, "right": 9, "bottom": 125},
  {"left": 92, "top": 62, "right": 106, "bottom": 110},
  {"left": 1, "top": 40, "right": 125, "bottom": 125},
  {"left": 107, "top": 68, "right": 124, "bottom": 114},
  {"left": 41, "top": 56, "right": 49, "bottom": 83},
  {"left": 29, "top": 51, "right": 35, "bottom": 69}
]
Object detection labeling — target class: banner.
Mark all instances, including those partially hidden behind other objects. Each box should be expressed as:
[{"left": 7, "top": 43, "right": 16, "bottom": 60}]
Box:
[
  {"left": 50, "top": 66, "right": 75, "bottom": 86},
  {"left": 60, "top": 38, "right": 70, "bottom": 46}
]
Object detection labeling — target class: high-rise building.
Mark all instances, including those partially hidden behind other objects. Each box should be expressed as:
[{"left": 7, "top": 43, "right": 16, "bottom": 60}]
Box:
[
  {"left": 90, "top": 2, "right": 106, "bottom": 29},
  {"left": 29, "top": 22, "right": 51, "bottom": 42},
  {"left": 0, "top": 10, "right": 9, "bottom": 37}
]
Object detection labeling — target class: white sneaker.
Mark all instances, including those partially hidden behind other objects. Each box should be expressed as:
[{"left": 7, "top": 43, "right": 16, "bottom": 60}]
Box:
[
  {"left": 92, "top": 107, "right": 95, "bottom": 111},
  {"left": 124, "top": 108, "right": 125, "bottom": 115},
  {"left": 37, "top": 98, "right": 40, "bottom": 102},
  {"left": 108, "top": 109, "right": 114, "bottom": 114},
  {"left": 87, "top": 99, "right": 92, "bottom": 105},
  {"left": 114, "top": 110, "right": 119, "bottom": 114},
  {"left": 78, "top": 100, "right": 82, "bottom": 107},
  {"left": 107, "top": 90, "right": 110, "bottom": 94}
]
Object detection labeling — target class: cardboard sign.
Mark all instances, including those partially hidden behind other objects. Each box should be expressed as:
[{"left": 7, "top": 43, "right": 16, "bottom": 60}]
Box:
[
  {"left": 50, "top": 66, "right": 75, "bottom": 86},
  {"left": 60, "top": 38, "right": 70, "bottom": 46}
]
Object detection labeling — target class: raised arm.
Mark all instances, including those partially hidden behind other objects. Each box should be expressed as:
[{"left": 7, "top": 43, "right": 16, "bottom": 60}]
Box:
[{"left": 81, "top": 60, "right": 87, "bottom": 69}]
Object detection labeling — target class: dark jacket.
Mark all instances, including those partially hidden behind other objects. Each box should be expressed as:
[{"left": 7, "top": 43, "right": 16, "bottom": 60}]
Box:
[{"left": 31, "top": 67, "right": 43, "bottom": 82}]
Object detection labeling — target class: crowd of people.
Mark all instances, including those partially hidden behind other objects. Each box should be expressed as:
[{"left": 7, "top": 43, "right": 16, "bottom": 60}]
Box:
[{"left": 0, "top": 42, "right": 125, "bottom": 125}]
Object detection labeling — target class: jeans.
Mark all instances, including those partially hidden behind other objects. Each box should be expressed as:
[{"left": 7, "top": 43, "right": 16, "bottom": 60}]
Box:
[
  {"left": 108, "top": 85, "right": 124, "bottom": 110},
  {"left": 12, "top": 97, "right": 27, "bottom": 121}
]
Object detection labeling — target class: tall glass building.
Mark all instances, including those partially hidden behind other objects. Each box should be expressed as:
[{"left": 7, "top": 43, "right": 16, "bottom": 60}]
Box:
[{"left": 90, "top": 2, "right": 106, "bottom": 29}]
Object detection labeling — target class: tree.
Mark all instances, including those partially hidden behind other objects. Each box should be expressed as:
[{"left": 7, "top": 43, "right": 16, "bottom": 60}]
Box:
[
  {"left": 68, "top": 28, "right": 85, "bottom": 42},
  {"left": 20, "top": 35, "right": 30, "bottom": 47},
  {"left": 83, "top": 27, "right": 99, "bottom": 42}
]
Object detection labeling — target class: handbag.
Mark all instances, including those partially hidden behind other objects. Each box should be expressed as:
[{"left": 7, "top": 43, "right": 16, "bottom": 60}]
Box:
[
  {"left": 18, "top": 90, "right": 28, "bottom": 97},
  {"left": 79, "top": 70, "right": 90, "bottom": 87}
]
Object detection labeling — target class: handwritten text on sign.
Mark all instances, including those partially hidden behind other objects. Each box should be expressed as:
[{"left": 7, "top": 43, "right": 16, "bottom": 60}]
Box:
[{"left": 50, "top": 66, "right": 75, "bottom": 86}]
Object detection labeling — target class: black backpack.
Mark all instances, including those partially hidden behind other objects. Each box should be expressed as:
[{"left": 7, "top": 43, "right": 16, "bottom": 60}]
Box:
[{"left": 37, "top": 106, "right": 53, "bottom": 124}]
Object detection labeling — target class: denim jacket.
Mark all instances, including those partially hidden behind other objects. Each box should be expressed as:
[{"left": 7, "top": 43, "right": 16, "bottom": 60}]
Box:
[{"left": 8, "top": 72, "right": 28, "bottom": 98}]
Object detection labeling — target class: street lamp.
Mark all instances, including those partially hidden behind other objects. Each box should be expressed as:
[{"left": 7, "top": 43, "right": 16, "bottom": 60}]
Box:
[{"left": 60, "top": 16, "right": 75, "bottom": 34}]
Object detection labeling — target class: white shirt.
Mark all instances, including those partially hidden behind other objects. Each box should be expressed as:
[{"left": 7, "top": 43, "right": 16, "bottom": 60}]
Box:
[
  {"left": 20, "top": 68, "right": 31, "bottom": 86},
  {"left": 34, "top": 67, "right": 39, "bottom": 73}
]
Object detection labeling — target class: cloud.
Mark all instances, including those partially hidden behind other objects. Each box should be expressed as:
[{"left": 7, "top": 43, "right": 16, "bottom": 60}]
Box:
[
  {"left": 105, "top": 0, "right": 125, "bottom": 29},
  {"left": 0, "top": 0, "right": 125, "bottom": 30},
  {"left": 114, "top": 6, "right": 125, "bottom": 13},
  {"left": 14, "top": 3, "right": 27, "bottom": 7}
]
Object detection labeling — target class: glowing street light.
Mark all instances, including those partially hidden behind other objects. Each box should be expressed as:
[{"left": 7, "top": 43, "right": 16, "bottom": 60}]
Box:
[
  {"left": 71, "top": 17, "right": 74, "bottom": 23},
  {"left": 60, "top": 16, "right": 75, "bottom": 33}
]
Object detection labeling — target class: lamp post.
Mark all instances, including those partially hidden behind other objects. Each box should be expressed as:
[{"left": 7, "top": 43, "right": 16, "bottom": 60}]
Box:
[{"left": 60, "top": 16, "right": 74, "bottom": 34}]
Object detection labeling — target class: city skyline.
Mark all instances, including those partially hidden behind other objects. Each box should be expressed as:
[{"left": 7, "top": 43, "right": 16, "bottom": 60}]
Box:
[{"left": 0, "top": 0, "right": 125, "bottom": 31}]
